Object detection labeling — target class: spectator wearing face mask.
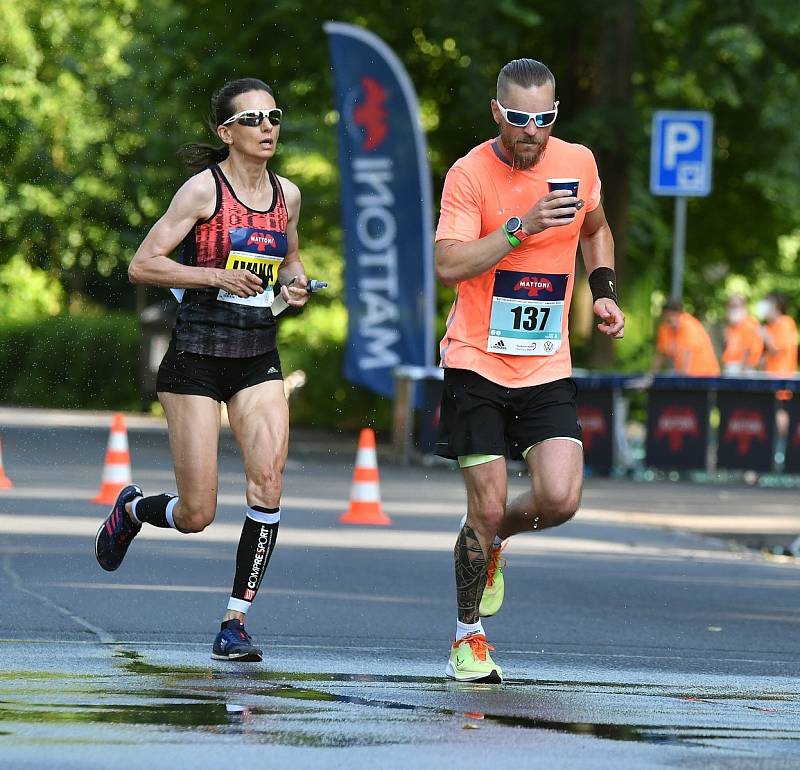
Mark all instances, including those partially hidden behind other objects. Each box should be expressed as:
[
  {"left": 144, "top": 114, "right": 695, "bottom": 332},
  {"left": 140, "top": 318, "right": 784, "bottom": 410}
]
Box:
[
  {"left": 759, "top": 292, "right": 798, "bottom": 375},
  {"left": 721, "top": 294, "right": 763, "bottom": 374}
]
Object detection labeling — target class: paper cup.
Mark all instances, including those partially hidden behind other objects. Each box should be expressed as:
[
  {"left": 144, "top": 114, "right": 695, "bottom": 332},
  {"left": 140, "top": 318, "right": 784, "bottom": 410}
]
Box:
[{"left": 547, "top": 178, "right": 579, "bottom": 219}]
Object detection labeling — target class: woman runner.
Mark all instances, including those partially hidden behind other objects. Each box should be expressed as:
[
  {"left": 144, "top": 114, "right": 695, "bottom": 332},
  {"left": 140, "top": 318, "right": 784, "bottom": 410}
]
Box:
[{"left": 95, "top": 77, "right": 310, "bottom": 661}]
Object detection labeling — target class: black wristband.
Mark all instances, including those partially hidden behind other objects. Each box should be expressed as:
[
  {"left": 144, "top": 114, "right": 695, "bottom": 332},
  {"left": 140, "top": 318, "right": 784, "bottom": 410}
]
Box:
[{"left": 588, "top": 267, "right": 618, "bottom": 304}]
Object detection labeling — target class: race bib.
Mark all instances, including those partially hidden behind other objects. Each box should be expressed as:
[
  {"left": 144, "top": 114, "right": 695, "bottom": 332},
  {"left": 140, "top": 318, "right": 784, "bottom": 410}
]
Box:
[
  {"left": 487, "top": 270, "right": 568, "bottom": 356},
  {"left": 217, "top": 227, "right": 287, "bottom": 308}
]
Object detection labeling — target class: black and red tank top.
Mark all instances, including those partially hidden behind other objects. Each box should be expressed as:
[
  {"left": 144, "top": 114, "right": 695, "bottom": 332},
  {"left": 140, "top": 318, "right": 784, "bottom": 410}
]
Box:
[{"left": 172, "top": 164, "right": 289, "bottom": 357}]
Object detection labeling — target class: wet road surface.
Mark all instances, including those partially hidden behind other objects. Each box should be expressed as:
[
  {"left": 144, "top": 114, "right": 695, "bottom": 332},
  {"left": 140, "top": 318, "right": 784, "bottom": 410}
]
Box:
[{"left": 0, "top": 419, "right": 799, "bottom": 768}]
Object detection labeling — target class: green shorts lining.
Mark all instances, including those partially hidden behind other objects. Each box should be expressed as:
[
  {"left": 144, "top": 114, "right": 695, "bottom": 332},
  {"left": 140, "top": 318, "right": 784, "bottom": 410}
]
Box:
[{"left": 457, "top": 454, "right": 504, "bottom": 468}]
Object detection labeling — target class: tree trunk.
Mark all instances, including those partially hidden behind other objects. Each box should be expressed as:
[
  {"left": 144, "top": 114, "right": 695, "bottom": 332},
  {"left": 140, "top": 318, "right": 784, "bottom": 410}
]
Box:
[{"left": 587, "top": 0, "right": 638, "bottom": 367}]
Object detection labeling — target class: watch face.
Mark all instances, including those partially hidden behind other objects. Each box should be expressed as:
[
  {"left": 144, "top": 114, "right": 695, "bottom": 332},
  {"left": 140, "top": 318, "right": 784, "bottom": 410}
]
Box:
[{"left": 505, "top": 216, "right": 522, "bottom": 234}]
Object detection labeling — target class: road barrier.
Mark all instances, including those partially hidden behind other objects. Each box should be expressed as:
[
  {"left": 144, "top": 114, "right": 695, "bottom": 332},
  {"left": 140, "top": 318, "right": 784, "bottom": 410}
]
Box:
[{"left": 392, "top": 367, "right": 799, "bottom": 476}]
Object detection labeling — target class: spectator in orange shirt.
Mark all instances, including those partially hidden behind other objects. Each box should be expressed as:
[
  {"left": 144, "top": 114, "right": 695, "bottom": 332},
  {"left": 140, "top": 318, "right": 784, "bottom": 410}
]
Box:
[
  {"left": 759, "top": 292, "right": 798, "bottom": 375},
  {"left": 722, "top": 294, "right": 763, "bottom": 374},
  {"left": 652, "top": 298, "right": 720, "bottom": 376}
]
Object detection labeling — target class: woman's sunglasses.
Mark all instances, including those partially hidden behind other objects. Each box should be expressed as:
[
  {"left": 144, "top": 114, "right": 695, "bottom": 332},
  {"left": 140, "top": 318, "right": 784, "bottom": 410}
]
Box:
[
  {"left": 496, "top": 100, "right": 559, "bottom": 128},
  {"left": 223, "top": 108, "right": 283, "bottom": 127}
]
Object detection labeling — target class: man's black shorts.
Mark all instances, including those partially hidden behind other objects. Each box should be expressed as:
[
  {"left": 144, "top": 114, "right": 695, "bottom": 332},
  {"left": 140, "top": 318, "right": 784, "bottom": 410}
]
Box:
[
  {"left": 435, "top": 368, "right": 582, "bottom": 460},
  {"left": 156, "top": 342, "right": 283, "bottom": 403}
]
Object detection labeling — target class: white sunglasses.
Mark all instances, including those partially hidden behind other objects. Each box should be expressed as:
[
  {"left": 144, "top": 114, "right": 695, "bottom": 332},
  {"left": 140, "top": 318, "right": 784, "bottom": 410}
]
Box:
[
  {"left": 496, "top": 99, "right": 559, "bottom": 128},
  {"left": 222, "top": 108, "right": 282, "bottom": 127}
]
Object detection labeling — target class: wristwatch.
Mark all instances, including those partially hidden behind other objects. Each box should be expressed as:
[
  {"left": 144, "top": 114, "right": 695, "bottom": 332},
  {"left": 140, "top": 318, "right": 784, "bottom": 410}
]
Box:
[{"left": 503, "top": 216, "right": 528, "bottom": 248}]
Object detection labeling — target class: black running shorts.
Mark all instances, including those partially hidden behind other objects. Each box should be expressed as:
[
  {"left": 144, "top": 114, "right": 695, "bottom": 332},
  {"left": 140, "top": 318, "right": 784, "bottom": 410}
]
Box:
[
  {"left": 435, "top": 368, "right": 582, "bottom": 460},
  {"left": 156, "top": 342, "right": 283, "bottom": 402}
]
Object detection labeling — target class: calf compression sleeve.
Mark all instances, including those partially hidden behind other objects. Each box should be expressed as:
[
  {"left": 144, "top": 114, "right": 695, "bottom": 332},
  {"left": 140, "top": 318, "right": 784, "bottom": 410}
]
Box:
[{"left": 227, "top": 506, "right": 280, "bottom": 613}]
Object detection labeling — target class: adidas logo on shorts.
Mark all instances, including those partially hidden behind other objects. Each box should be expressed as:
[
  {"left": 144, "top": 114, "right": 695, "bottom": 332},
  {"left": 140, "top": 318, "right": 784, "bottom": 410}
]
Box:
[{"left": 267, "top": 366, "right": 279, "bottom": 374}]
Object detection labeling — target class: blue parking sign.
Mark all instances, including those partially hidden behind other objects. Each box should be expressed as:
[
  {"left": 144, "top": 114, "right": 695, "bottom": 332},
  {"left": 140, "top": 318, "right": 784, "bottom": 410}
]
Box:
[{"left": 650, "top": 111, "right": 713, "bottom": 196}]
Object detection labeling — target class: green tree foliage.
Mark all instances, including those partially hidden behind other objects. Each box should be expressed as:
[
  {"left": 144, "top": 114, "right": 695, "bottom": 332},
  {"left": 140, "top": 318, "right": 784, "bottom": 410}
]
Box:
[
  {"left": 637, "top": 1, "right": 800, "bottom": 299},
  {"left": 2, "top": 0, "right": 799, "bottom": 385},
  {"left": 0, "top": 255, "right": 64, "bottom": 320},
  {"left": 0, "top": 0, "right": 145, "bottom": 304}
]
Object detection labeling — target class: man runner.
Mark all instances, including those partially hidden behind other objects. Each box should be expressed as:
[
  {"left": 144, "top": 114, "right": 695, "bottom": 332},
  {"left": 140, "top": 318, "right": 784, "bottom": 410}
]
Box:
[{"left": 434, "top": 58, "right": 625, "bottom": 682}]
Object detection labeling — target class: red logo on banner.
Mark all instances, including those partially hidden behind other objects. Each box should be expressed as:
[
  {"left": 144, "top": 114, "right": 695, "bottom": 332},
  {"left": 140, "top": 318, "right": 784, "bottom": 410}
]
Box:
[
  {"left": 354, "top": 77, "right": 388, "bottom": 151},
  {"left": 246, "top": 232, "right": 277, "bottom": 252},
  {"left": 244, "top": 589, "right": 256, "bottom": 601},
  {"left": 577, "top": 406, "right": 607, "bottom": 452},
  {"left": 655, "top": 406, "right": 700, "bottom": 452},
  {"left": 513, "top": 276, "right": 554, "bottom": 297},
  {"left": 723, "top": 409, "right": 767, "bottom": 454}
]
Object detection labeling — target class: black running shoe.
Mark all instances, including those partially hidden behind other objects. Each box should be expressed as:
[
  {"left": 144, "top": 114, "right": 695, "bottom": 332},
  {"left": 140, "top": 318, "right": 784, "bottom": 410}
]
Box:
[
  {"left": 211, "top": 619, "right": 263, "bottom": 662},
  {"left": 94, "top": 484, "right": 143, "bottom": 572}
]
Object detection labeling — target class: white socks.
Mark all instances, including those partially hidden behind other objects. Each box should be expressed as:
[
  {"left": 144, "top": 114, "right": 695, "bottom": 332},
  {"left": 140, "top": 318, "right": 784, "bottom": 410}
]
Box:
[
  {"left": 456, "top": 619, "right": 485, "bottom": 641},
  {"left": 165, "top": 496, "right": 179, "bottom": 529}
]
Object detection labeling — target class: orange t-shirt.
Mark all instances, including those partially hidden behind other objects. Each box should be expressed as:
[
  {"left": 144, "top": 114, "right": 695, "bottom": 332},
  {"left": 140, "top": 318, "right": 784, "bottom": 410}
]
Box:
[
  {"left": 435, "top": 137, "right": 602, "bottom": 388},
  {"left": 723, "top": 316, "right": 763, "bottom": 369},
  {"left": 763, "top": 315, "right": 798, "bottom": 374},
  {"left": 656, "top": 312, "right": 720, "bottom": 376}
]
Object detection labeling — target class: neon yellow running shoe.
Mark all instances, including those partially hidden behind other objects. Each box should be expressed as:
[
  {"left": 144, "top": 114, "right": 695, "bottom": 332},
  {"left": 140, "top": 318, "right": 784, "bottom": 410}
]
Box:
[
  {"left": 445, "top": 633, "right": 503, "bottom": 683},
  {"left": 479, "top": 542, "right": 506, "bottom": 617}
]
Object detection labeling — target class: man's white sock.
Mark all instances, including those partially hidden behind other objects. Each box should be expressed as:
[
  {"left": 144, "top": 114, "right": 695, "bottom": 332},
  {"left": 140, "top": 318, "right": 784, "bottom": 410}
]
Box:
[{"left": 455, "top": 619, "right": 484, "bottom": 641}]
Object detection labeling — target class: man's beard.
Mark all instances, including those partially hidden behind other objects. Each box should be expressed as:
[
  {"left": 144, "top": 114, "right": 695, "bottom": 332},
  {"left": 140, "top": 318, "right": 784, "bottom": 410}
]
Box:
[{"left": 500, "top": 130, "right": 548, "bottom": 170}]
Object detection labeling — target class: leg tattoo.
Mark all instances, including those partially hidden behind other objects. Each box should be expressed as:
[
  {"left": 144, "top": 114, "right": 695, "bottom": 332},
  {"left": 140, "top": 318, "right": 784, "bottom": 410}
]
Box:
[{"left": 454, "top": 524, "right": 489, "bottom": 624}]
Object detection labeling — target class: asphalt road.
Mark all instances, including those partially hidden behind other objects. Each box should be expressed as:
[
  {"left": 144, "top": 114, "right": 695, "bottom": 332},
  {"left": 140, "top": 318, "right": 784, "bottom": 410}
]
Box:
[{"left": 0, "top": 415, "right": 799, "bottom": 769}]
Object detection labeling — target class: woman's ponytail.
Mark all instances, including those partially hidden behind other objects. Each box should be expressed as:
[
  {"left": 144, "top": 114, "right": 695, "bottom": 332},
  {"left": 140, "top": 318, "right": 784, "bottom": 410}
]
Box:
[{"left": 176, "top": 142, "right": 229, "bottom": 174}]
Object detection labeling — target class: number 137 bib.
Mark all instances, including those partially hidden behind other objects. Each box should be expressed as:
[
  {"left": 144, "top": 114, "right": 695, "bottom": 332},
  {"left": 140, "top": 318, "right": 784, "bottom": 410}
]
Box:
[{"left": 487, "top": 270, "right": 568, "bottom": 356}]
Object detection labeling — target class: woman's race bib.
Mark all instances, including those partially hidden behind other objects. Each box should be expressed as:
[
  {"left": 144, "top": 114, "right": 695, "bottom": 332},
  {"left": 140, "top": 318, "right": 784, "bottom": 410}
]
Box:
[
  {"left": 487, "top": 270, "right": 568, "bottom": 356},
  {"left": 217, "top": 227, "right": 287, "bottom": 308}
]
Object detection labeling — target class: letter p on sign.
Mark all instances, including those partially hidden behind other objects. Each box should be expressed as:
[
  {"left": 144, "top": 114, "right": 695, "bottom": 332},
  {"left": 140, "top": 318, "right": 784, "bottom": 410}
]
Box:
[{"left": 663, "top": 122, "right": 700, "bottom": 169}]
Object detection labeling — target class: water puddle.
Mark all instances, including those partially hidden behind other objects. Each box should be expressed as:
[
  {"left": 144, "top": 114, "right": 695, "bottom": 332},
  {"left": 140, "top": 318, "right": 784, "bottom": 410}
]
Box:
[{"left": 0, "top": 650, "right": 797, "bottom": 751}]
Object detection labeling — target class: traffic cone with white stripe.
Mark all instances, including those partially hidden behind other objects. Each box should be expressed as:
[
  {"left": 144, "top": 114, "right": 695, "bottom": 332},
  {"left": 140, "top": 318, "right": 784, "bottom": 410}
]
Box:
[
  {"left": 91, "top": 413, "right": 132, "bottom": 504},
  {"left": 0, "top": 436, "right": 13, "bottom": 489},
  {"left": 339, "top": 428, "right": 392, "bottom": 526}
]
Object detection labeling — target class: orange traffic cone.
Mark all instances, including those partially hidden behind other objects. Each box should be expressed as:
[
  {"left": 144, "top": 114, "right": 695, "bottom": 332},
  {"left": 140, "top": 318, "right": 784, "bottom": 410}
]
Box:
[
  {"left": 339, "top": 428, "right": 392, "bottom": 526},
  {"left": 0, "top": 436, "right": 13, "bottom": 489},
  {"left": 92, "top": 413, "right": 132, "bottom": 504}
]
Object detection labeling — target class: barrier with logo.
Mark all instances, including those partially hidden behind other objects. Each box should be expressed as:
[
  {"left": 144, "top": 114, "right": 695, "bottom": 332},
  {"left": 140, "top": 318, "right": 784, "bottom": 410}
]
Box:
[
  {"left": 716, "top": 391, "right": 776, "bottom": 471},
  {"left": 647, "top": 375, "right": 796, "bottom": 473},
  {"left": 646, "top": 386, "right": 711, "bottom": 470},
  {"left": 576, "top": 390, "right": 614, "bottom": 476},
  {"left": 573, "top": 373, "right": 640, "bottom": 477},
  {"left": 783, "top": 397, "right": 800, "bottom": 473}
]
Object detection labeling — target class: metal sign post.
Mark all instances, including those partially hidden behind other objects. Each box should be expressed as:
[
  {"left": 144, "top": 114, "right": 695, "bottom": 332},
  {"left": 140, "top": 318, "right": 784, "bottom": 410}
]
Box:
[
  {"left": 670, "top": 196, "right": 687, "bottom": 299},
  {"left": 650, "top": 111, "right": 714, "bottom": 300}
]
